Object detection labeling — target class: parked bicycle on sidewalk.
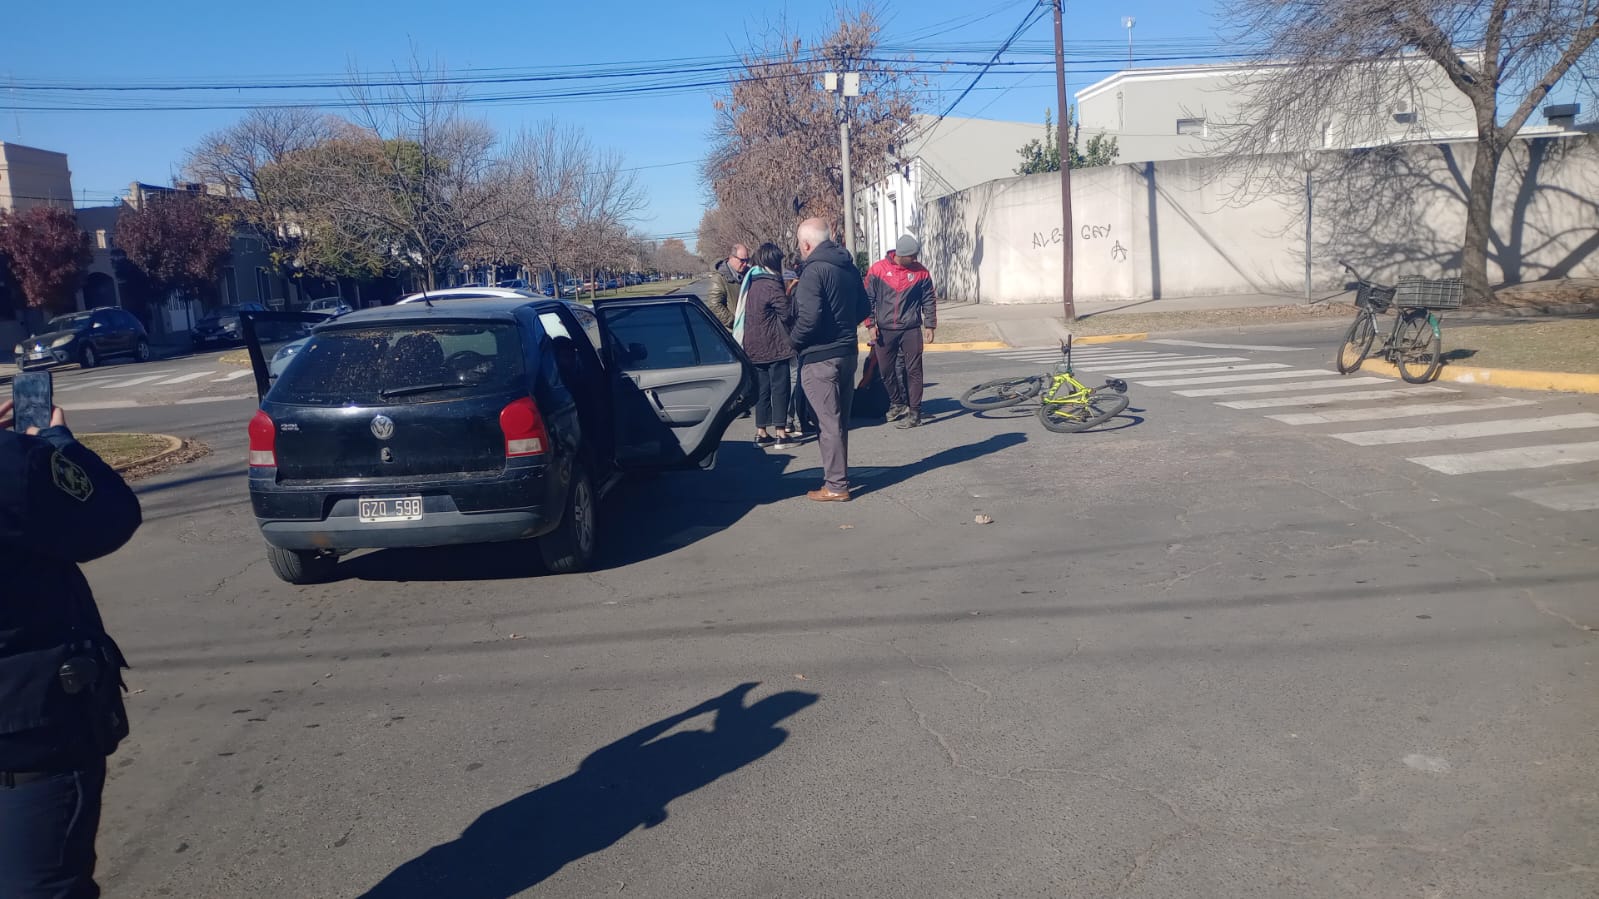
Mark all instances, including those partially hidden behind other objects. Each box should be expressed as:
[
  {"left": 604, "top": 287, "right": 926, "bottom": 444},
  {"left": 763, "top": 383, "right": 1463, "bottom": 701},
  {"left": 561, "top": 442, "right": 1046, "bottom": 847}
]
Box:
[{"left": 1336, "top": 261, "right": 1460, "bottom": 384}]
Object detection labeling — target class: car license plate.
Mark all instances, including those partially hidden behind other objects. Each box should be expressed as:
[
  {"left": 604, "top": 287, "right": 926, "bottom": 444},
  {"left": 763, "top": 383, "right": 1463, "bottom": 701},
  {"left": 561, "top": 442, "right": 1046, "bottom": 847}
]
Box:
[{"left": 358, "top": 496, "right": 424, "bottom": 523}]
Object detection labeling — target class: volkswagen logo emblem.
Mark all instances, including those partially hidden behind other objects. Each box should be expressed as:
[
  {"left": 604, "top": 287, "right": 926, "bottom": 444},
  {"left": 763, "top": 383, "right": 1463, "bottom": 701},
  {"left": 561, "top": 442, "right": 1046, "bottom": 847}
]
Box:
[{"left": 370, "top": 415, "right": 395, "bottom": 440}]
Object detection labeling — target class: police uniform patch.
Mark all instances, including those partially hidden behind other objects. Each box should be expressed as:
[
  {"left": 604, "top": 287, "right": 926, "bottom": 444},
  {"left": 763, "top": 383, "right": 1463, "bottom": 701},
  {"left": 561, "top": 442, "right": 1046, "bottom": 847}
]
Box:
[{"left": 51, "top": 451, "right": 95, "bottom": 502}]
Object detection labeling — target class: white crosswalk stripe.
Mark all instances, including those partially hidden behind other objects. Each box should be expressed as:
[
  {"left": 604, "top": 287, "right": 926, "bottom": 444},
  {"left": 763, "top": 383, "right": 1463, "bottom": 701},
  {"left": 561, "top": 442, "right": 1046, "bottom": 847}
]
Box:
[
  {"left": 1408, "top": 441, "right": 1599, "bottom": 475},
  {"left": 1116, "top": 363, "right": 1293, "bottom": 378},
  {"left": 1330, "top": 413, "right": 1599, "bottom": 446},
  {"left": 1512, "top": 484, "right": 1599, "bottom": 511},
  {"left": 154, "top": 371, "right": 213, "bottom": 385},
  {"left": 1179, "top": 377, "right": 1396, "bottom": 398},
  {"left": 1137, "top": 369, "right": 1338, "bottom": 387},
  {"left": 1213, "top": 385, "right": 1455, "bottom": 406},
  {"left": 1078, "top": 356, "right": 1250, "bottom": 370},
  {"left": 1265, "top": 396, "right": 1536, "bottom": 424},
  {"left": 212, "top": 370, "right": 253, "bottom": 382},
  {"left": 96, "top": 374, "right": 170, "bottom": 389},
  {"left": 1150, "top": 339, "right": 1314, "bottom": 352}
]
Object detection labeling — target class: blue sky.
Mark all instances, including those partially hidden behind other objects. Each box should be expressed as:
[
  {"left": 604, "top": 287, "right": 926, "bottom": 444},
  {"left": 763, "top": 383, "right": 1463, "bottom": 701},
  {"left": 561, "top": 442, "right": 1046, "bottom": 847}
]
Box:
[{"left": 3, "top": 1, "right": 1226, "bottom": 250}]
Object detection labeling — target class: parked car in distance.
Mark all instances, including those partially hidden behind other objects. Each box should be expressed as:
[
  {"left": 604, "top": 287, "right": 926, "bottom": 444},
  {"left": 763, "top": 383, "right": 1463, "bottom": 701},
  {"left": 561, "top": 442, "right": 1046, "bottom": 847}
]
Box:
[
  {"left": 305, "top": 296, "right": 353, "bottom": 317},
  {"left": 243, "top": 294, "right": 753, "bottom": 583},
  {"left": 13, "top": 307, "right": 151, "bottom": 372},
  {"left": 496, "top": 278, "right": 530, "bottom": 289},
  {"left": 193, "top": 303, "right": 268, "bottom": 349}
]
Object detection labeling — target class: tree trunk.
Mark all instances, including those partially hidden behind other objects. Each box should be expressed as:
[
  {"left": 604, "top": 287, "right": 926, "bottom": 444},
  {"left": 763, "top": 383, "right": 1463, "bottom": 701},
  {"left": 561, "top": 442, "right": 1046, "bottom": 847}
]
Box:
[{"left": 1461, "top": 141, "right": 1504, "bottom": 305}]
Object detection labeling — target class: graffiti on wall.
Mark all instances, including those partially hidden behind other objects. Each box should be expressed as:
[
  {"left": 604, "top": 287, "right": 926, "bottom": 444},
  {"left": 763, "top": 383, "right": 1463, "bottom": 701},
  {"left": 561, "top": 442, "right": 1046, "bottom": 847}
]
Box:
[
  {"left": 1031, "top": 224, "right": 1116, "bottom": 250},
  {"left": 1030, "top": 223, "right": 1129, "bottom": 262}
]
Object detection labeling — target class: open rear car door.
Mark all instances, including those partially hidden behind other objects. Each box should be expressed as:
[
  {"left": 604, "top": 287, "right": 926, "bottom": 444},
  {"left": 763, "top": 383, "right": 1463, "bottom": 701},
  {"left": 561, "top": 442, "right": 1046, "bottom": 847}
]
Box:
[
  {"left": 239, "top": 310, "right": 332, "bottom": 402},
  {"left": 591, "top": 295, "right": 754, "bottom": 470}
]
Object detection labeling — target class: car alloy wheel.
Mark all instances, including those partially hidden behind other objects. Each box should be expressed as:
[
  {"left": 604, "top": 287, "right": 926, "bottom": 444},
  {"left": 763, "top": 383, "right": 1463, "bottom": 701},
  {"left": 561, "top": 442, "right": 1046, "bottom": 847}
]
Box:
[
  {"left": 81, "top": 345, "right": 97, "bottom": 369},
  {"left": 135, "top": 338, "right": 151, "bottom": 362}
]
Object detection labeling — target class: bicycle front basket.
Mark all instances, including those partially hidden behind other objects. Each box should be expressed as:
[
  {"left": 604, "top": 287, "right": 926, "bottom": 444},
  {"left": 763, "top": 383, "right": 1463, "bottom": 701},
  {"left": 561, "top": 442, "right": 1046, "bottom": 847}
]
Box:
[
  {"left": 1357, "top": 283, "right": 1395, "bottom": 312},
  {"left": 1394, "top": 277, "right": 1464, "bottom": 310}
]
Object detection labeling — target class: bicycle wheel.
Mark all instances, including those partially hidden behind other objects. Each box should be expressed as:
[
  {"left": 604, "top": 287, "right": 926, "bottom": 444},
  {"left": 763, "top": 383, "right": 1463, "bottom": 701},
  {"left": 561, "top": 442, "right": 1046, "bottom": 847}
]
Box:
[
  {"left": 1036, "top": 389, "right": 1130, "bottom": 433},
  {"left": 960, "top": 375, "right": 1044, "bottom": 410},
  {"left": 1395, "top": 312, "right": 1443, "bottom": 383},
  {"left": 1336, "top": 314, "right": 1377, "bottom": 373}
]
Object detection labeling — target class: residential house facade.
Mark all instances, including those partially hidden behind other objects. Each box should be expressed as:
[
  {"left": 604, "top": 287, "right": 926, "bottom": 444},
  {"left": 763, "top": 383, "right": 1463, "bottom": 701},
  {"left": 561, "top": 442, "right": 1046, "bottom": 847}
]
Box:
[
  {"left": 856, "top": 114, "right": 1043, "bottom": 261},
  {"left": 1073, "top": 57, "right": 1484, "bottom": 164}
]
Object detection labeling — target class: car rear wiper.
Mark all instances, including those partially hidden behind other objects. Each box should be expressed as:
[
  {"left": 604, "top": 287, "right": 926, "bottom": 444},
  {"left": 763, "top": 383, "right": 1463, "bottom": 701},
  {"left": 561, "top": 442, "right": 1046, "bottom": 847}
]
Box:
[{"left": 378, "top": 382, "right": 463, "bottom": 398}]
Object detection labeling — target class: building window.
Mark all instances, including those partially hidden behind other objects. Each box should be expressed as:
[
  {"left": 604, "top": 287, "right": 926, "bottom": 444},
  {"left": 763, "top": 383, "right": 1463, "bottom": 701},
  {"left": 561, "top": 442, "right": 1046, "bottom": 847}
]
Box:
[{"left": 1176, "top": 117, "right": 1207, "bottom": 136}]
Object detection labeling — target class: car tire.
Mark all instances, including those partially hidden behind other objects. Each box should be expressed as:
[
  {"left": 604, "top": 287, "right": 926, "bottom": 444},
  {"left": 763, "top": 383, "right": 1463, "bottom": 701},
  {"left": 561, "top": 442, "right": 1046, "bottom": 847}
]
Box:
[
  {"left": 539, "top": 468, "right": 597, "bottom": 574},
  {"left": 134, "top": 338, "right": 151, "bottom": 362},
  {"left": 266, "top": 545, "right": 337, "bottom": 585},
  {"left": 80, "top": 345, "right": 98, "bottom": 369}
]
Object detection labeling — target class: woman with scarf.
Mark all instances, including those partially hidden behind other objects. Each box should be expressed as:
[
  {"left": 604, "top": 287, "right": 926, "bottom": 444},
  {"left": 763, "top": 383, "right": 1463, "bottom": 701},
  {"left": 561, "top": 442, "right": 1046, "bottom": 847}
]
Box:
[{"left": 736, "top": 242, "right": 797, "bottom": 449}]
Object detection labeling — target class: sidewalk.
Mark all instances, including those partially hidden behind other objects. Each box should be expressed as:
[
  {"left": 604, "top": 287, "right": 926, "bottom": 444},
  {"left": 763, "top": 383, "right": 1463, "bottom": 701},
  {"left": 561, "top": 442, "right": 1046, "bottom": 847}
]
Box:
[
  {"left": 937, "top": 292, "right": 1337, "bottom": 347},
  {"left": 938, "top": 287, "right": 1599, "bottom": 348}
]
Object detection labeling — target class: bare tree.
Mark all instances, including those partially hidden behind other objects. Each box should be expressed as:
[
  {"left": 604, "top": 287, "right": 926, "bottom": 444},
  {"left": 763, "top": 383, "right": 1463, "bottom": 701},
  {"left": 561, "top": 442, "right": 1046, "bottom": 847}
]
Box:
[
  {"left": 566, "top": 150, "right": 648, "bottom": 298},
  {"left": 703, "top": 9, "right": 923, "bottom": 256},
  {"left": 1216, "top": 0, "right": 1599, "bottom": 302},
  {"left": 332, "top": 57, "right": 513, "bottom": 289},
  {"left": 482, "top": 121, "right": 589, "bottom": 291},
  {"left": 182, "top": 109, "right": 339, "bottom": 275}
]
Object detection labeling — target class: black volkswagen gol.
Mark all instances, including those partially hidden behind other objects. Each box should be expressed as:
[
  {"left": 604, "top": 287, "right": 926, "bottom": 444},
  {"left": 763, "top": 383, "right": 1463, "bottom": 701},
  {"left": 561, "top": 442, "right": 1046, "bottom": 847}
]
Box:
[{"left": 242, "top": 295, "right": 752, "bottom": 584}]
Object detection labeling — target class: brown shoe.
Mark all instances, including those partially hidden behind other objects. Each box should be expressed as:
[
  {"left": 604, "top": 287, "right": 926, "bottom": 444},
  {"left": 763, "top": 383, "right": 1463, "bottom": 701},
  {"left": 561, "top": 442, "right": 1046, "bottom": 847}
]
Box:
[{"left": 807, "top": 487, "right": 851, "bottom": 502}]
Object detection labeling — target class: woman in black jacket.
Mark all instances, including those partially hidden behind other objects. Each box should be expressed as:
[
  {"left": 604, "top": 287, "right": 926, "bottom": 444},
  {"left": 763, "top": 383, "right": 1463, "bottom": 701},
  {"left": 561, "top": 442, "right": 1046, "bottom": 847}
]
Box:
[{"left": 740, "top": 242, "right": 796, "bottom": 448}]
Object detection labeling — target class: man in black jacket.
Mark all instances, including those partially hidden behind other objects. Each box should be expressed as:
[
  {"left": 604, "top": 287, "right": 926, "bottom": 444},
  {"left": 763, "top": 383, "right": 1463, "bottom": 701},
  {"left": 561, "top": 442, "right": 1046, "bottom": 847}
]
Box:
[
  {"left": 790, "top": 218, "right": 869, "bottom": 502},
  {"left": 0, "top": 400, "right": 141, "bottom": 899}
]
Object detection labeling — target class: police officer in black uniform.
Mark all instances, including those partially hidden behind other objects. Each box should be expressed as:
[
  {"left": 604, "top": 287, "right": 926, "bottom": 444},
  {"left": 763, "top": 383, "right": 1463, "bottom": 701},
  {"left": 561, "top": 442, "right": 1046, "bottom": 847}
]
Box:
[{"left": 0, "top": 399, "right": 141, "bottom": 899}]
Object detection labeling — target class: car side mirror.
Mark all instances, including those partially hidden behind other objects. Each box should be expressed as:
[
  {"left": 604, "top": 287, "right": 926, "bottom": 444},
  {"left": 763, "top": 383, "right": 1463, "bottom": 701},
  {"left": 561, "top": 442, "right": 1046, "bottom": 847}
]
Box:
[{"left": 626, "top": 342, "right": 649, "bottom": 363}]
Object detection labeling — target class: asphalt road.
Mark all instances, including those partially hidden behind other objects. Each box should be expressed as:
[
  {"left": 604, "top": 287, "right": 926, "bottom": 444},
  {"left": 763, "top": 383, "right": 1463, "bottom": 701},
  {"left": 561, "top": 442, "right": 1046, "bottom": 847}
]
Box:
[{"left": 64, "top": 317, "right": 1599, "bottom": 898}]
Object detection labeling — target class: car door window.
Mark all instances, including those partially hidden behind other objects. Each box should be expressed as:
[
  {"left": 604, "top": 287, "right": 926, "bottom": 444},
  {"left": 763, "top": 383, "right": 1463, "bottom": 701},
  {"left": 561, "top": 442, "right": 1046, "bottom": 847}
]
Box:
[
  {"left": 601, "top": 304, "right": 734, "bottom": 372},
  {"left": 569, "top": 306, "right": 604, "bottom": 364}
]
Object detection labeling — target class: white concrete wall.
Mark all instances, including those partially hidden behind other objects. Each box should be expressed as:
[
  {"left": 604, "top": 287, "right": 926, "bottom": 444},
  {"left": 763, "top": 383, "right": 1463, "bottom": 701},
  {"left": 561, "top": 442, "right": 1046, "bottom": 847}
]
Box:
[{"left": 922, "top": 134, "right": 1599, "bottom": 304}]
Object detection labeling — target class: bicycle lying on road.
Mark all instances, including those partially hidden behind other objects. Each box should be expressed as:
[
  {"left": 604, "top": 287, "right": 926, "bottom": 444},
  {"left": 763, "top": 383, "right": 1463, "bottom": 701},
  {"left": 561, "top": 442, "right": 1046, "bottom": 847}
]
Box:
[
  {"left": 1336, "top": 261, "right": 1461, "bottom": 384},
  {"left": 959, "top": 336, "right": 1131, "bottom": 432}
]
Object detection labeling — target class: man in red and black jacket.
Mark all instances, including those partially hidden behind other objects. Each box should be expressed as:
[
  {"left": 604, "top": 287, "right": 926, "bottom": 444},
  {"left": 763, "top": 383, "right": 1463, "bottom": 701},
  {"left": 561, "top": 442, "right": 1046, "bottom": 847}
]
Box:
[{"left": 864, "top": 234, "right": 938, "bottom": 428}]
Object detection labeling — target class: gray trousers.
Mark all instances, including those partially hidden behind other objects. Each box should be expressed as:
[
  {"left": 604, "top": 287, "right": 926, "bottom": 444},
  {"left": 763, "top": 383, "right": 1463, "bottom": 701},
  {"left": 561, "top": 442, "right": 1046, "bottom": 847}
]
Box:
[{"left": 800, "top": 353, "right": 857, "bottom": 492}]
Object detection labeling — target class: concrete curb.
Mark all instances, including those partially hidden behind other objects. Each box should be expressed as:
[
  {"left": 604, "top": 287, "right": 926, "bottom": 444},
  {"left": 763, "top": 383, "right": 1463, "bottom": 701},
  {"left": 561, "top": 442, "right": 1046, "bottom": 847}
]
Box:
[
  {"left": 1073, "top": 333, "right": 1149, "bottom": 345},
  {"left": 1360, "top": 359, "right": 1599, "bottom": 394},
  {"left": 83, "top": 433, "right": 185, "bottom": 472},
  {"left": 857, "top": 340, "right": 1011, "bottom": 353}
]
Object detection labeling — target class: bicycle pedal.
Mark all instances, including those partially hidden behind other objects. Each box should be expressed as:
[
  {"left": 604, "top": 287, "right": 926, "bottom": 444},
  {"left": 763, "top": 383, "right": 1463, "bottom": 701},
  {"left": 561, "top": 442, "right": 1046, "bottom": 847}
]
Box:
[{"left": 1105, "top": 378, "right": 1128, "bottom": 393}]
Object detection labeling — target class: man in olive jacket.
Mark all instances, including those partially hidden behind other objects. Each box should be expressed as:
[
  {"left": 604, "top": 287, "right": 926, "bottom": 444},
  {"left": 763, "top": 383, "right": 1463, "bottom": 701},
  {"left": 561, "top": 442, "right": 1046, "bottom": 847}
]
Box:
[
  {"left": 701, "top": 244, "right": 750, "bottom": 328},
  {"left": 789, "top": 218, "right": 870, "bottom": 502}
]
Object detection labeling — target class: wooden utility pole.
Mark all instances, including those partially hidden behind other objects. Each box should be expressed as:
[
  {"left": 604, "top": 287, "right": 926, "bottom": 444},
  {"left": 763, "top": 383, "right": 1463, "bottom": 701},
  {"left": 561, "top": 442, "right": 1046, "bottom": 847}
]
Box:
[{"left": 1052, "top": 0, "right": 1076, "bottom": 322}]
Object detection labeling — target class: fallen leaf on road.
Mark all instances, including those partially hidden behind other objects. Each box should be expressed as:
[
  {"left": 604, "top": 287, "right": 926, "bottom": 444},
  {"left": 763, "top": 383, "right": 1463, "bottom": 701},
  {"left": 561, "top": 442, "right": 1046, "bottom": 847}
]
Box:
[
  {"left": 974, "top": 514, "right": 994, "bottom": 525},
  {"left": 130, "top": 688, "right": 146, "bottom": 695},
  {"left": 508, "top": 634, "right": 526, "bottom": 640},
  {"left": 794, "top": 674, "right": 807, "bottom": 680},
  {"left": 839, "top": 524, "right": 854, "bottom": 530}
]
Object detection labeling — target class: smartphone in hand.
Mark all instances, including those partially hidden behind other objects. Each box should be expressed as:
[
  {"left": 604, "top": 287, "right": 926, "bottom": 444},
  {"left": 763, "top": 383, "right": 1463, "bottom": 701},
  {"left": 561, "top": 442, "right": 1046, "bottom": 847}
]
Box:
[{"left": 11, "top": 371, "right": 54, "bottom": 433}]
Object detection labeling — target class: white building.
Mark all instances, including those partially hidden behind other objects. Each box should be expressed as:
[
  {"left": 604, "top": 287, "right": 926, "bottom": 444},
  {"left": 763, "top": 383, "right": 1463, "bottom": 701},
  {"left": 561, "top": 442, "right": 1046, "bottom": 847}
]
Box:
[
  {"left": 1074, "top": 58, "right": 1484, "bottom": 163},
  {"left": 856, "top": 114, "right": 1043, "bottom": 260}
]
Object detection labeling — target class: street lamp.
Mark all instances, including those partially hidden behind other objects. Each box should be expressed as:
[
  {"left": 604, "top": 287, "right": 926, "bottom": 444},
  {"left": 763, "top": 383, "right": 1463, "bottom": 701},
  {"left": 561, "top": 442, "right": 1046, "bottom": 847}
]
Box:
[
  {"left": 1122, "top": 17, "right": 1135, "bottom": 69},
  {"left": 823, "top": 71, "right": 861, "bottom": 253}
]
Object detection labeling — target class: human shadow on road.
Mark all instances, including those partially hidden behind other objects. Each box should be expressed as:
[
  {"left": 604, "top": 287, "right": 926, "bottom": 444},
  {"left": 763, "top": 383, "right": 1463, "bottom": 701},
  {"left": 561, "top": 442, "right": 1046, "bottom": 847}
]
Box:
[
  {"left": 357, "top": 683, "right": 818, "bottom": 899},
  {"left": 848, "top": 431, "right": 1026, "bottom": 496}
]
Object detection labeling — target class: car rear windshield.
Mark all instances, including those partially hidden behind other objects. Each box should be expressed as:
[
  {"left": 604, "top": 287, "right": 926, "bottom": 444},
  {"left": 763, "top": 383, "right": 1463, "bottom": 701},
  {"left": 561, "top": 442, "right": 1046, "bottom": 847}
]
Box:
[{"left": 269, "top": 321, "right": 526, "bottom": 406}]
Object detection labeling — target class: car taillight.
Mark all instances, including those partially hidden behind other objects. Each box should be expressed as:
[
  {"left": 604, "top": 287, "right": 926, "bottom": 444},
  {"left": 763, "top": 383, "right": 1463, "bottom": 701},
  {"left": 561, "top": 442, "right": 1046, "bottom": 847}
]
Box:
[
  {"left": 499, "top": 397, "right": 549, "bottom": 458},
  {"left": 248, "top": 410, "right": 277, "bottom": 467}
]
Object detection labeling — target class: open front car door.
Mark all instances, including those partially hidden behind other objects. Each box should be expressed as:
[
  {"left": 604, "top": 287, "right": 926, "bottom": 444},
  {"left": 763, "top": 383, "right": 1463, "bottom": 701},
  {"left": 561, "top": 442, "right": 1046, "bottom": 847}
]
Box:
[
  {"left": 592, "top": 295, "right": 754, "bottom": 470},
  {"left": 239, "top": 309, "right": 332, "bottom": 402}
]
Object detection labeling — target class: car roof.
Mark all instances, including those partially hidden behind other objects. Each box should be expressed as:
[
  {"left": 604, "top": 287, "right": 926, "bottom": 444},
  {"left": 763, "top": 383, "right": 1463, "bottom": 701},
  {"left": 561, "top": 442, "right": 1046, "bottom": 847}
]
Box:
[
  {"left": 394, "top": 287, "right": 537, "bottom": 304},
  {"left": 319, "top": 296, "right": 586, "bottom": 327}
]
